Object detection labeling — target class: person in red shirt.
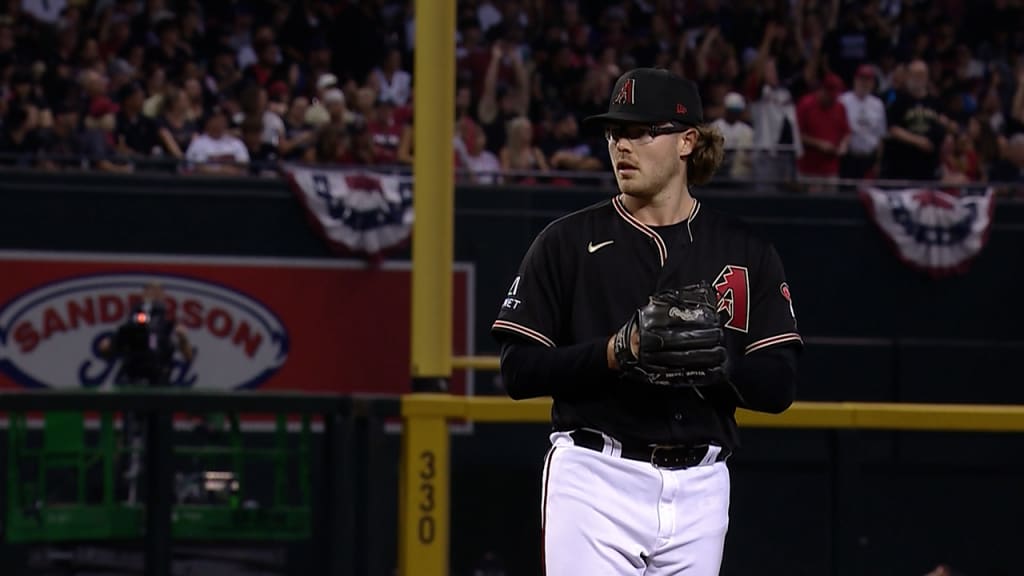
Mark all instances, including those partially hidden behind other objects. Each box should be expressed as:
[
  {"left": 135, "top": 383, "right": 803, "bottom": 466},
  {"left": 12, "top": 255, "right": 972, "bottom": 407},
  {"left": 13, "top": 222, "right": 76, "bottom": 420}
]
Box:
[
  {"left": 366, "top": 99, "right": 405, "bottom": 164},
  {"left": 796, "top": 73, "right": 851, "bottom": 190}
]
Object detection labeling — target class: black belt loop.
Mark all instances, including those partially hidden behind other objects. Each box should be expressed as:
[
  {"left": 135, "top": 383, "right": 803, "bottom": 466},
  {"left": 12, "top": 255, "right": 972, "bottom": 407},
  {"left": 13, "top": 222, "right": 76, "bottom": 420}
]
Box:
[{"left": 568, "top": 429, "right": 730, "bottom": 470}]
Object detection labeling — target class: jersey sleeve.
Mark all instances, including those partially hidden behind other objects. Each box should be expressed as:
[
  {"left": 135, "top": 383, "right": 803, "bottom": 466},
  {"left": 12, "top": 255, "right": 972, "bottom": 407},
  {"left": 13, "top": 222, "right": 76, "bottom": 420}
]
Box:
[
  {"left": 490, "top": 226, "right": 565, "bottom": 348},
  {"left": 744, "top": 243, "right": 803, "bottom": 355}
]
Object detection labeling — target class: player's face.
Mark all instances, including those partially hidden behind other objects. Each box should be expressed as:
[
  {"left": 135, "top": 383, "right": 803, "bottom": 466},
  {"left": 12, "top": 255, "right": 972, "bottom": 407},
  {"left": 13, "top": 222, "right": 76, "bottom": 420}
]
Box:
[{"left": 606, "top": 122, "right": 688, "bottom": 198}]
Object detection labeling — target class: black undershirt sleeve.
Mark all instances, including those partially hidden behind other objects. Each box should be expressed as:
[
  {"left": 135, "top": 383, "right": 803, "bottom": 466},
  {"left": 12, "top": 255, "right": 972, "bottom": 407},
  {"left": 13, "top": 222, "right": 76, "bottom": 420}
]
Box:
[
  {"left": 499, "top": 336, "right": 612, "bottom": 399},
  {"left": 501, "top": 335, "right": 800, "bottom": 411},
  {"left": 729, "top": 345, "right": 800, "bottom": 414}
]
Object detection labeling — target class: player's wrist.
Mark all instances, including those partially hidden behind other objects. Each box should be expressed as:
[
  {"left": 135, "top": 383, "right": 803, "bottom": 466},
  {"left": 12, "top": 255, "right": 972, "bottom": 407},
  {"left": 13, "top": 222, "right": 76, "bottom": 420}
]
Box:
[{"left": 607, "top": 335, "right": 619, "bottom": 370}]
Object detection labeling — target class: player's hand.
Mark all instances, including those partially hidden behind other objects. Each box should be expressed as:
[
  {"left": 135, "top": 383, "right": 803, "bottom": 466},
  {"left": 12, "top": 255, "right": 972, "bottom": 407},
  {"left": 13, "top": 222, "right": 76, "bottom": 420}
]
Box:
[{"left": 612, "top": 283, "right": 728, "bottom": 387}]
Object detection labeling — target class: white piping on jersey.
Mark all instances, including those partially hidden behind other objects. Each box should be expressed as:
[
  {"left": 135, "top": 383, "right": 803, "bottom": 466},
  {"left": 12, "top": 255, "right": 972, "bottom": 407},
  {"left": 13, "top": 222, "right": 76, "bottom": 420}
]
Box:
[
  {"left": 745, "top": 332, "right": 803, "bottom": 354},
  {"left": 686, "top": 201, "right": 700, "bottom": 243},
  {"left": 492, "top": 319, "right": 556, "bottom": 348},
  {"left": 612, "top": 195, "right": 701, "bottom": 266},
  {"left": 612, "top": 196, "right": 666, "bottom": 264}
]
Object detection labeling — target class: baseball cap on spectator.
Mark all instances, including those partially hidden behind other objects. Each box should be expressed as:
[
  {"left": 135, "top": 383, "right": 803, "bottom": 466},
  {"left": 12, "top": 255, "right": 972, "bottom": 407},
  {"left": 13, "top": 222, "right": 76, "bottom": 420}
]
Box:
[
  {"left": 822, "top": 73, "right": 844, "bottom": 95},
  {"left": 855, "top": 64, "right": 876, "bottom": 82},
  {"left": 317, "top": 73, "right": 338, "bottom": 92},
  {"left": 89, "top": 96, "right": 119, "bottom": 117},
  {"left": 724, "top": 92, "right": 746, "bottom": 111},
  {"left": 584, "top": 67, "right": 703, "bottom": 126},
  {"left": 323, "top": 88, "right": 345, "bottom": 105},
  {"left": 268, "top": 80, "right": 289, "bottom": 102}
]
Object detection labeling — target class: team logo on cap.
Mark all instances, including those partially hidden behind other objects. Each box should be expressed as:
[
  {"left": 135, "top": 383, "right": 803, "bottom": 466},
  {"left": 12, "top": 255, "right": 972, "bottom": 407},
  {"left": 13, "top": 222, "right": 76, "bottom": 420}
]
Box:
[{"left": 613, "top": 79, "right": 635, "bottom": 105}]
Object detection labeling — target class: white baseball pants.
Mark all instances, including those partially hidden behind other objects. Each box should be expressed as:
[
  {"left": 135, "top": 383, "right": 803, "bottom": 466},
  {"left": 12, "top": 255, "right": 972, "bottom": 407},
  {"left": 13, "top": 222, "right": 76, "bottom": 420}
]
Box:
[{"left": 542, "top": 431, "right": 731, "bottom": 576}]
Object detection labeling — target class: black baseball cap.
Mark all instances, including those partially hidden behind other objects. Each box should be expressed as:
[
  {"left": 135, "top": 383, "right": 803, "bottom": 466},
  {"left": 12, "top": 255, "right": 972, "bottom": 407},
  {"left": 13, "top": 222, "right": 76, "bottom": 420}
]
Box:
[{"left": 584, "top": 68, "right": 704, "bottom": 127}]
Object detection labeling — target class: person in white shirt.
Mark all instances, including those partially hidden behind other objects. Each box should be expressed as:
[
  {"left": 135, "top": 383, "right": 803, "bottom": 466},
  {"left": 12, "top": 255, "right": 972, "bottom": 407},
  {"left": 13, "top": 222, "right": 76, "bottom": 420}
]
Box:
[
  {"left": 712, "top": 92, "right": 755, "bottom": 179},
  {"left": 748, "top": 58, "right": 802, "bottom": 189},
  {"left": 454, "top": 118, "right": 502, "bottom": 184},
  {"left": 371, "top": 48, "right": 412, "bottom": 107},
  {"left": 838, "top": 64, "right": 887, "bottom": 179},
  {"left": 185, "top": 106, "right": 249, "bottom": 175}
]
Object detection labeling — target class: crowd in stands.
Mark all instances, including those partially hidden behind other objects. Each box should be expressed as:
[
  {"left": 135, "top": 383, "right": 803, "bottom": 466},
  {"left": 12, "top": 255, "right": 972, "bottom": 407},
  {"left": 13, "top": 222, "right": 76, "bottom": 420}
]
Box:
[{"left": 2, "top": 0, "right": 1024, "bottom": 188}]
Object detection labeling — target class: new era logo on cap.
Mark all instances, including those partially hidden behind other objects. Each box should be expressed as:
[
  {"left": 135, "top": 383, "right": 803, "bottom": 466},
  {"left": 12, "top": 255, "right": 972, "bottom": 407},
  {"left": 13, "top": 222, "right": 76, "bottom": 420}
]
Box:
[{"left": 584, "top": 68, "right": 703, "bottom": 127}]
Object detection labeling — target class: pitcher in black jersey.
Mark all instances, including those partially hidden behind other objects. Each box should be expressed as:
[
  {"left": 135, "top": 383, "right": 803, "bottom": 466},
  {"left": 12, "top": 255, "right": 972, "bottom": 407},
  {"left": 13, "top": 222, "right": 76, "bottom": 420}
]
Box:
[{"left": 491, "top": 68, "right": 803, "bottom": 576}]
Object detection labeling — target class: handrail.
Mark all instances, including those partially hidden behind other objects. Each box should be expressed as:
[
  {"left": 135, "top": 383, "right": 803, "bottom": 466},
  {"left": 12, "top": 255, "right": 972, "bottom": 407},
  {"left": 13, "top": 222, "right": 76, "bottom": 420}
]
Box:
[
  {"left": 396, "top": 393, "right": 1024, "bottom": 576},
  {"left": 3, "top": 151, "right": 1022, "bottom": 191},
  {"left": 400, "top": 394, "right": 1024, "bottom": 432}
]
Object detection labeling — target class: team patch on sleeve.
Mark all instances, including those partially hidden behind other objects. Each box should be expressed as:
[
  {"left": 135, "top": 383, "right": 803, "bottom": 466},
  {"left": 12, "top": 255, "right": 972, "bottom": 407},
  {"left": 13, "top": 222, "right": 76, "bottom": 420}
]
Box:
[{"left": 780, "top": 282, "right": 797, "bottom": 322}]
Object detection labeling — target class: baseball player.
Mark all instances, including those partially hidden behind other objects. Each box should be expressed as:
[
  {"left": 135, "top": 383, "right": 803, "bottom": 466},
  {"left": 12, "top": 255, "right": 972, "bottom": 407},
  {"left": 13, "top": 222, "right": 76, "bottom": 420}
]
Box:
[{"left": 491, "top": 68, "right": 803, "bottom": 575}]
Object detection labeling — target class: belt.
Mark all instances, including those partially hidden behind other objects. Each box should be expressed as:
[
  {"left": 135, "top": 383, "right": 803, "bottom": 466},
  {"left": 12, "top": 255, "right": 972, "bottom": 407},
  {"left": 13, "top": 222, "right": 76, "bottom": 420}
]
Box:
[{"left": 568, "top": 429, "right": 731, "bottom": 470}]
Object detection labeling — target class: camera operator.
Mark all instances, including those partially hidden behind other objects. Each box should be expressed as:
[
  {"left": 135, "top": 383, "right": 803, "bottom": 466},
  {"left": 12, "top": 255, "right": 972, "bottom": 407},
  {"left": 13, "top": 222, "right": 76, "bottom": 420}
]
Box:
[
  {"left": 98, "top": 282, "right": 193, "bottom": 503},
  {"left": 99, "top": 282, "right": 193, "bottom": 386}
]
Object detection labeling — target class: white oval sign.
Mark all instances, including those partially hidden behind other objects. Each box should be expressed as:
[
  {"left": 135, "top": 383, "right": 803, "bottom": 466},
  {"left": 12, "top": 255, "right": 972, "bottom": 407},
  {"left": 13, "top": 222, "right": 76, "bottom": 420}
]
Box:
[{"left": 0, "top": 273, "right": 289, "bottom": 390}]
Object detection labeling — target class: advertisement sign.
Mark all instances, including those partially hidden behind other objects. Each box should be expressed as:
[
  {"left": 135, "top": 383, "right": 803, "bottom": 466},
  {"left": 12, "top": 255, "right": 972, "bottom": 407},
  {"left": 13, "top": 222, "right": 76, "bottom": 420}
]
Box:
[{"left": 0, "top": 251, "right": 473, "bottom": 395}]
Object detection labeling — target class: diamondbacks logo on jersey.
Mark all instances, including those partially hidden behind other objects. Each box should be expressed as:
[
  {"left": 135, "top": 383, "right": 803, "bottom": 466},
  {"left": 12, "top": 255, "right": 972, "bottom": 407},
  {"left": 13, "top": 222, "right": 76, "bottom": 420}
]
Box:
[
  {"left": 613, "top": 79, "right": 636, "bottom": 105},
  {"left": 713, "top": 265, "right": 749, "bottom": 333},
  {"left": 780, "top": 282, "right": 796, "bottom": 319},
  {"left": 502, "top": 276, "right": 522, "bottom": 311}
]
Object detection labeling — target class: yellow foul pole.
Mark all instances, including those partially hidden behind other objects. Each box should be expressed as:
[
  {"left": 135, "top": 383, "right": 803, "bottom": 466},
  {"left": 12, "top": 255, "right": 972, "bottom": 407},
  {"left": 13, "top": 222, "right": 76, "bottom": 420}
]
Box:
[
  {"left": 410, "top": 0, "right": 455, "bottom": 389},
  {"left": 401, "top": 0, "right": 455, "bottom": 575}
]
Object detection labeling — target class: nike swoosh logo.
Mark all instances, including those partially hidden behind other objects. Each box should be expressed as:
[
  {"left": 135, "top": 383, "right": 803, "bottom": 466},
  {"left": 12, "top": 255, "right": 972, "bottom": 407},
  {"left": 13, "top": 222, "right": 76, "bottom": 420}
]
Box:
[{"left": 587, "top": 240, "right": 615, "bottom": 253}]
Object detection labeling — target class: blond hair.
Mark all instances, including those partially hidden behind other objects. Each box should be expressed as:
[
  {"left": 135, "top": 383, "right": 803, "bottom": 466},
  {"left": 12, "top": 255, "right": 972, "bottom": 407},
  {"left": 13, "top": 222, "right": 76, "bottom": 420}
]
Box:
[{"left": 686, "top": 124, "right": 725, "bottom": 185}]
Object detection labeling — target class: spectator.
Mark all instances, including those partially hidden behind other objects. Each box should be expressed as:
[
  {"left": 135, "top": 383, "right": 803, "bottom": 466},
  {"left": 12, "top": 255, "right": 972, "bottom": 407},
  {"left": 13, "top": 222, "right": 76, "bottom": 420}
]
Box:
[
  {"left": 341, "top": 126, "right": 379, "bottom": 165},
  {"left": 182, "top": 77, "right": 206, "bottom": 123},
  {"left": 279, "top": 95, "right": 316, "bottom": 160},
  {"left": 184, "top": 106, "right": 248, "bottom": 175},
  {"left": 38, "top": 102, "right": 85, "bottom": 171},
  {"left": 941, "top": 129, "right": 982, "bottom": 184},
  {"left": 455, "top": 118, "right": 501, "bottom": 184},
  {"left": 305, "top": 124, "right": 350, "bottom": 165},
  {"left": 146, "top": 18, "right": 189, "bottom": 82},
  {"left": 540, "top": 111, "right": 603, "bottom": 172},
  {"left": 204, "top": 45, "right": 242, "bottom": 105},
  {"left": 8, "top": 67, "right": 52, "bottom": 131},
  {"left": 712, "top": 92, "right": 755, "bottom": 179},
  {"left": 155, "top": 85, "right": 197, "bottom": 160},
  {"left": 115, "top": 82, "right": 160, "bottom": 159},
  {"left": 748, "top": 55, "right": 802, "bottom": 186},
  {"left": 370, "top": 47, "right": 412, "bottom": 107},
  {"left": 500, "top": 116, "right": 548, "bottom": 180},
  {"left": 796, "top": 74, "right": 850, "bottom": 188},
  {"left": 241, "top": 29, "right": 286, "bottom": 89},
  {"left": 478, "top": 42, "right": 529, "bottom": 154},
  {"left": 367, "top": 99, "right": 404, "bottom": 165},
  {"left": 236, "top": 82, "right": 284, "bottom": 149},
  {"left": 839, "top": 64, "right": 887, "bottom": 179},
  {"left": 988, "top": 133, "right": 1024, "bottom": 185},
  {"left": 0, "top": 105, "right": 42, "bottom": 167},
  {"left": 80, "top": 96, "right": 132, "bottom": 174},
  {"left": 240, "top": 117, "right": 279, "bottom": 177},
  {"left": 322, "top": 87, "right": 360, "bottom": 135},
  {"left": 882, "top": 59, "right": 946, "bottom": 181}
]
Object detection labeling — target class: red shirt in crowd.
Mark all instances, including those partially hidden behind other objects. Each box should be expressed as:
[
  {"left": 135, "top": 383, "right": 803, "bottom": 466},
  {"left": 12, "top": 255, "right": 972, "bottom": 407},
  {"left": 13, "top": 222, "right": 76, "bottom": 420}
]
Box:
[{"left": 796, "top": 92, "right": 851, "bottom": 176}]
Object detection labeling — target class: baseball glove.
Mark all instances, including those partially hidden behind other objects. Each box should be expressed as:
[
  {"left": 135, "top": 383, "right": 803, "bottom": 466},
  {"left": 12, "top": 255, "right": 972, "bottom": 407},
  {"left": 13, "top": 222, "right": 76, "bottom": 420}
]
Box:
[{"left": 613, "top": 282, "right": 728, "bottom": 387}]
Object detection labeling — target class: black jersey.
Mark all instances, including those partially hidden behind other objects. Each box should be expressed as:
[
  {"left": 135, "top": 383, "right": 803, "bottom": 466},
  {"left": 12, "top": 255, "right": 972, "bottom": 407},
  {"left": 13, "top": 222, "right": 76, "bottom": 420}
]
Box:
[{"left": 491, "top": 195, "right": 802, "bottom": 449}]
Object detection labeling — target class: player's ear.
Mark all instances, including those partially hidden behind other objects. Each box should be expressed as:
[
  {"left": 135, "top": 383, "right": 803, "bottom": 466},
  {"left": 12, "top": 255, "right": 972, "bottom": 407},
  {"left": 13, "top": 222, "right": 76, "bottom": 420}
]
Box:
[{"left": 677, "top": 128, "right": 698, "bottom": 157}]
